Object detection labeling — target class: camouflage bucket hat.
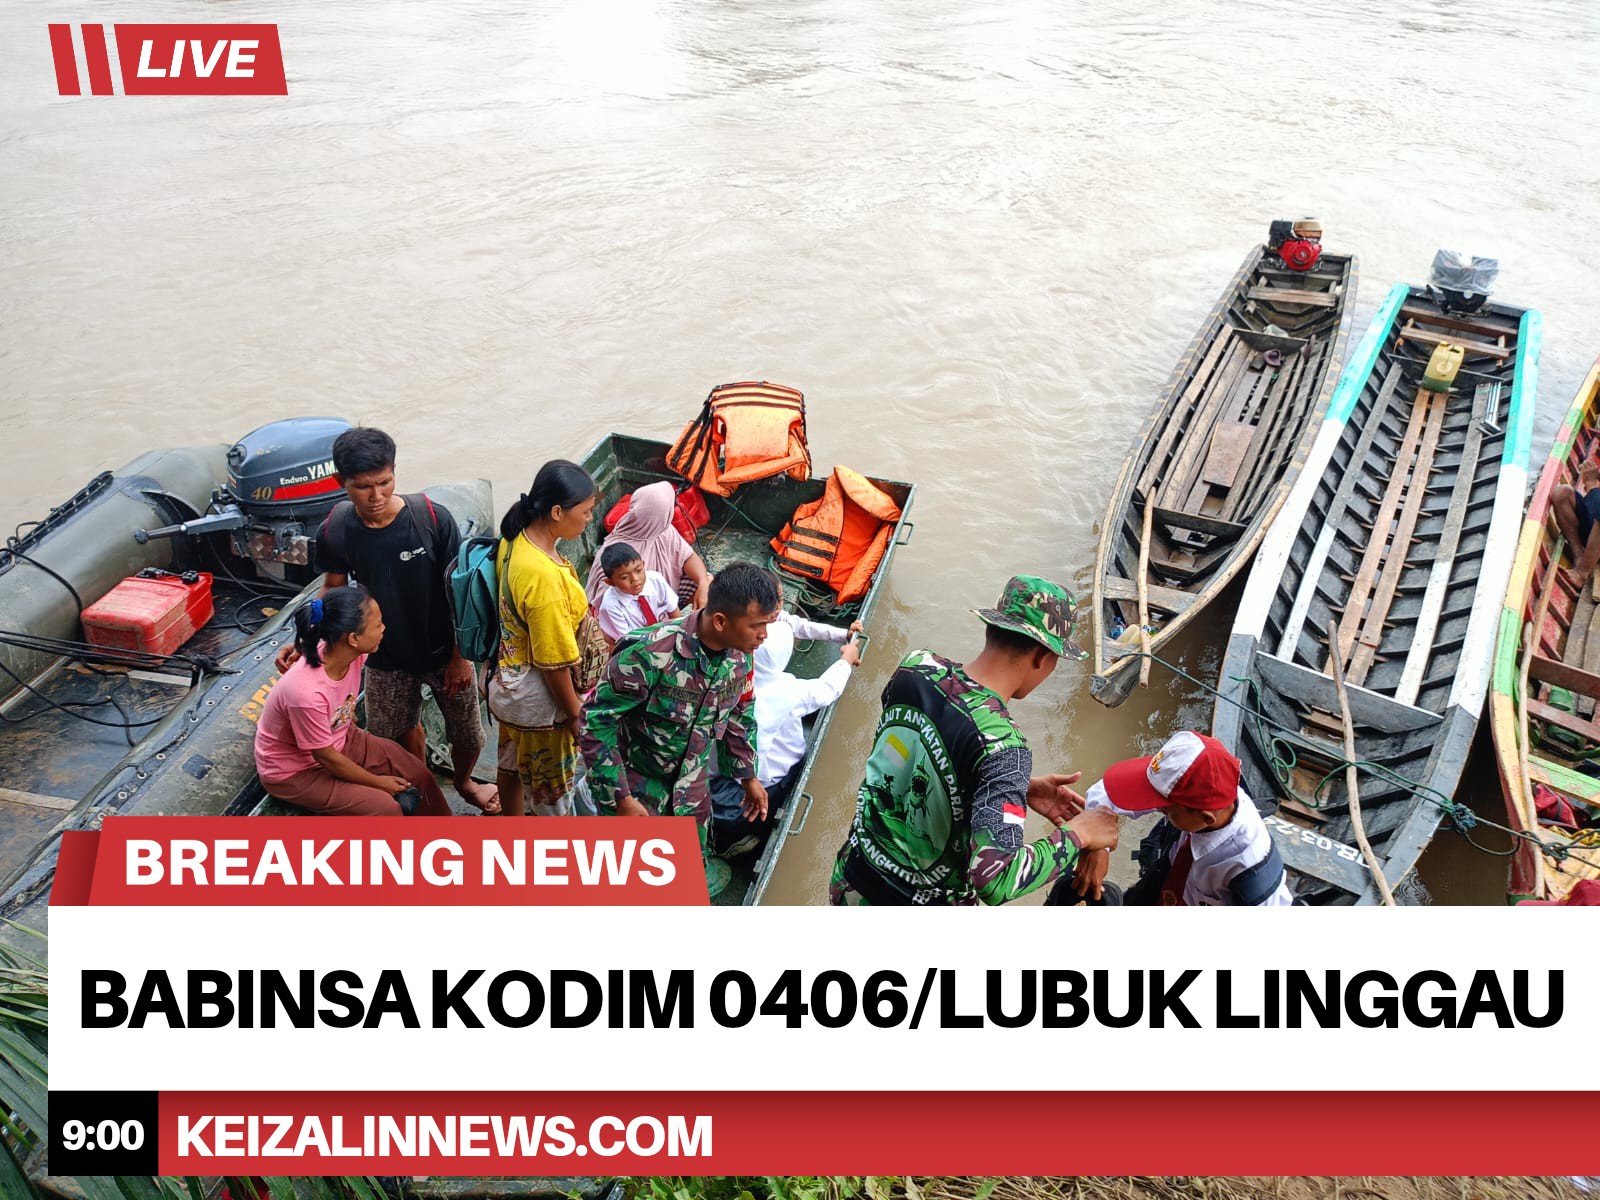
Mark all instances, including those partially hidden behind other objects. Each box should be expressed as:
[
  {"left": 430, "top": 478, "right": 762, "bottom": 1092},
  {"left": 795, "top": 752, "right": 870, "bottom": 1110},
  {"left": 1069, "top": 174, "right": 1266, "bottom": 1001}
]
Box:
[{"left": 973, "top": 574, "right": 1087, "bottom": 660}]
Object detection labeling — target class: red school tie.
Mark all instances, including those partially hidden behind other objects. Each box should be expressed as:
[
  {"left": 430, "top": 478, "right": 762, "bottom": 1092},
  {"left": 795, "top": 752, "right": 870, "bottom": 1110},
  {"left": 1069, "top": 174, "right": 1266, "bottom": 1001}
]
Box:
[
  {"left": 1159, "top": 835, "right": 1194, "bottom": 906},
  {"left": 637, "top": 594, "right": 657, "bottom": 625}
]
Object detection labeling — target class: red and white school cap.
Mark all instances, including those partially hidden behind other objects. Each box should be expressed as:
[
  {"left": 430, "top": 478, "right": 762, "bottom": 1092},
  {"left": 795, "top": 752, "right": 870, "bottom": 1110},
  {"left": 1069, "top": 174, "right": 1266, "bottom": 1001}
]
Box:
[{"left": 1101, "top": 730, "right": 1241, "bottom": 813}]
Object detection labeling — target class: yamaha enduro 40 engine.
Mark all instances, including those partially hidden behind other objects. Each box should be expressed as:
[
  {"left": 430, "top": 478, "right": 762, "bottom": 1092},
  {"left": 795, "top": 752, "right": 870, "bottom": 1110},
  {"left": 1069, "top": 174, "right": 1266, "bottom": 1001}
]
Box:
[
  {"left": 136, "top": 416, "right": 351, "bottom": 585},
  {"left": 1426, "top": 248, "right": 1499, "bottom": 314},
  {"left": 1266, "top": 218, "right": 1323, "bottom": 271}
]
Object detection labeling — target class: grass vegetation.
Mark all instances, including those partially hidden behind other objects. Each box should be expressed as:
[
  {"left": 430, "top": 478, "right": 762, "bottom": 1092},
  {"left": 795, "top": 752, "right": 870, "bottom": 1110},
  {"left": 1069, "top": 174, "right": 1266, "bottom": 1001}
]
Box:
[
  {"left": 629, "top": 1179, "right": 1595, "bottom": 1200},
  {"left": 1, "top": 923, "right": 393, "bottom": 1200},
  {"left": 6, "top": 928, "right": 1588, "bottom": 1200}
]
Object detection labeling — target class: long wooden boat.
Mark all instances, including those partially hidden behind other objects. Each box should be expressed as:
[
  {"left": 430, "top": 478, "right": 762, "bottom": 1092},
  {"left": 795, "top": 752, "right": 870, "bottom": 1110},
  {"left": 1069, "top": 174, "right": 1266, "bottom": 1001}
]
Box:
[
  {"left": 1213, "top": 281, "right": 1540, "bottom": 903},
  {"left": 568, "top": 433, "right": 915, "bottom": 906},
  {"left": 1091, "top": 241, "right": 1358, "bottom": 706},
  {"left": 1489, "top": 355, "right": 1600, "bottom": 902}
]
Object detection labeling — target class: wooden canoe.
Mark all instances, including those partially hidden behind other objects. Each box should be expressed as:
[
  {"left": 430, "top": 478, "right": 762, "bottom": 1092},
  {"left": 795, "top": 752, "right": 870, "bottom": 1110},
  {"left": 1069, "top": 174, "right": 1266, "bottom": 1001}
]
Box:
[
  {"left": 1091, "top": 243, "right": 1359, "bottom": 706},
  {"left": 1488, "top": 355, "right": 1600, "bottom": 902},
  {"left": 1213, "top": 282, "right": 1541, "bottom": 903}
]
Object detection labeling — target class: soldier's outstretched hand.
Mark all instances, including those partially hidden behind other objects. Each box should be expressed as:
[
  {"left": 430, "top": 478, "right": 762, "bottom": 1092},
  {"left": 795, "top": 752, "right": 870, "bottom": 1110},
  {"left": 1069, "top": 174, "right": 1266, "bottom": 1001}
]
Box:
[
  {"left": 1064, "top": 809, "right": 1120, "bottom": 853},
  {"left": 1026, "top": 772, "right": 1087, "bottom": 824}
]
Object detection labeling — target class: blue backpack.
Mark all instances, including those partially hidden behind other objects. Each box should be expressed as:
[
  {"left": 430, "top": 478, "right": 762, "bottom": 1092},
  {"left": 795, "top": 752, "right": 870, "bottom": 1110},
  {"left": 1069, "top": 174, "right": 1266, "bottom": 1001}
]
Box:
[{"left": 448, "top": 536, "right": 501, "bottom": 663}]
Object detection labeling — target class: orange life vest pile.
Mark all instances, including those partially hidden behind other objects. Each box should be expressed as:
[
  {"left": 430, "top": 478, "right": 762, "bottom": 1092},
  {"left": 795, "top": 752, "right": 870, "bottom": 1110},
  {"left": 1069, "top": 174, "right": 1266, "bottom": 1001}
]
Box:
[
  {"left": 666, "top": 380, "right": 811, "bottom": 497},
  {"left": 771, "top": 465, "right": 902, "bottom": 605}
]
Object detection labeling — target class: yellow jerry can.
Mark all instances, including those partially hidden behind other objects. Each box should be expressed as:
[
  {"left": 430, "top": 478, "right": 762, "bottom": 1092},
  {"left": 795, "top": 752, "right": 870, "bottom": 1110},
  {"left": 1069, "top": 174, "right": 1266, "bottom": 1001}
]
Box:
[{"left": 1422, "top": 342, "right": 1464, "bottom": 392}]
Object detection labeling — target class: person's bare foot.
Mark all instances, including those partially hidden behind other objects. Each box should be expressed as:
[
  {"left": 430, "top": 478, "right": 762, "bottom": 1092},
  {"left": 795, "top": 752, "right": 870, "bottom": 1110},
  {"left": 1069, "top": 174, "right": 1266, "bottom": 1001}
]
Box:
[{"left": 457, "top": 779, "right": 501, "bottom": 815}]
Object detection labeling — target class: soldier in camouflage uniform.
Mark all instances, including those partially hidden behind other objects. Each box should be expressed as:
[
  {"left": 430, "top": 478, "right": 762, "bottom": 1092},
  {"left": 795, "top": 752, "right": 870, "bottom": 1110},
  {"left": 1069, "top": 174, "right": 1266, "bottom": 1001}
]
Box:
[
  {"left": 830, "top": 575, "right": 1119, "bottom": 905},
  {"left": 581, "top": 562, "right": 778, "bottom": 842}
]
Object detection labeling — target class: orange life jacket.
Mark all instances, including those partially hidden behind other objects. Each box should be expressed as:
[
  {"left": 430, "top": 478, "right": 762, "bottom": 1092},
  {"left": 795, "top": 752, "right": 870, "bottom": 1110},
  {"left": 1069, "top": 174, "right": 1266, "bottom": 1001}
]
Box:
[
  {"left": 666, "top": 381, "right": 811, "bottom": 497},
  {"left": 771, "top": 465, "right": 902, "bottom": 605}
]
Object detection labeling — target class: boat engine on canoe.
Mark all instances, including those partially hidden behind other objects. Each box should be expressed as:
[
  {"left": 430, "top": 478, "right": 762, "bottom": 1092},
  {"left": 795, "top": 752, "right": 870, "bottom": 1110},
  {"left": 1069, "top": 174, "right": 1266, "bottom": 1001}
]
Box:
[{"left": 0, "top": 417, "right": 491, "bottom": 933}]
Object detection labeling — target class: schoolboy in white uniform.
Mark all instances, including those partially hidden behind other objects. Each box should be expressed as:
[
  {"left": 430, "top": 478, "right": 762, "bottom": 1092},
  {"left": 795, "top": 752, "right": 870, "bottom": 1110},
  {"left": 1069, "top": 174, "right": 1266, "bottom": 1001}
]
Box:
[
  {"left": 709, "top": 620, "right": 859, "bottom": 857},
  {"left": 1069, "top": 730, "right": 1294, "bottom": 906}
]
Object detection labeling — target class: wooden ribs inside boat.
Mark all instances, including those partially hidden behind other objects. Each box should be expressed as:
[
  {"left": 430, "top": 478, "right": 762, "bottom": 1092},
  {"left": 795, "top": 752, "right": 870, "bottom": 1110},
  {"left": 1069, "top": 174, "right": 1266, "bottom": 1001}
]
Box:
[{"left": 1214, "top": 283, "right": 1538, "bottom": 903}]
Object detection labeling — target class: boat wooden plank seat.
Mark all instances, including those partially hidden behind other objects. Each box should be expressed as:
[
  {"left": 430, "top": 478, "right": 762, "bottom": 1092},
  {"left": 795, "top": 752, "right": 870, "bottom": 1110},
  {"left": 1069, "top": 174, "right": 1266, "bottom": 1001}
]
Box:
[
  {"left": 1395, "top": 323, "right": 1510, "bottom": 360},
  {"left": 1527, "top": 757, "right": 1600, "bottom": 805},
  {"left": 1230, "top": 325, "right": 1311, "bottom": 355},
  {"left": 1256, "top": 267, "right": 1344, "bottom": 286},
  {"left": 1135, "top": 331, "right": 1239, "bottom": 500},
  {"left": 1397, "top": 304, "right": 1520, "bottom": 341},
  {"left": 1527, "top": 697, "right": 1600, "bottom": 744},
  {"left": 1246, "top": 285, "right": 1338, "bottom": 308},
  {"left": 1252, "top": 652, "right": 1442, "bottom": 731},
  {"left": 1146, "top": 551, "right": 1214, "bottom": 583},
  {"left": 1531, "top": 653, "right": 1600, "bottom": 701},
  {"left": 1151, "top": 506, "right": 1248, "bottom": 540},
  {"left": 1102, "top": 575, "right": 1197, "bottom": 614}
]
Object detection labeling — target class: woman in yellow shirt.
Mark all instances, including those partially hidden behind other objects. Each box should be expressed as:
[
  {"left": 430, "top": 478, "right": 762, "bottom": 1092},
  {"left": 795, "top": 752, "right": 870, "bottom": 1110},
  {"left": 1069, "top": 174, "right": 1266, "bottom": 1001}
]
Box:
[{"left": 486, "top": 459, "right": 599, "bottom": 816}]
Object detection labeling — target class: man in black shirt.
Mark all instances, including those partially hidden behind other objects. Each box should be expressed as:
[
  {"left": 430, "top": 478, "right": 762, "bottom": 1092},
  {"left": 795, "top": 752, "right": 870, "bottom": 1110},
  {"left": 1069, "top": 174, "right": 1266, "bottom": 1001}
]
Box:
[{"left": 276, "top": 427, "right": 499, "bottom": 813}]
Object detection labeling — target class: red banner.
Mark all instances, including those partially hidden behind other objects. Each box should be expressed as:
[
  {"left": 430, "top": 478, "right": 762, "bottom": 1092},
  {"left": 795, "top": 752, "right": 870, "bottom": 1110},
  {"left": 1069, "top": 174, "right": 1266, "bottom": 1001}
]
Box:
[
  {"left": 114, "top": 25, "right": 287, "bottom": 96},
  {"left": 155, "top": 1090, "right": 1600, "bottom": 1175},
  {"left": 51, "top": 817, "right": 709, "bottom": 906}
]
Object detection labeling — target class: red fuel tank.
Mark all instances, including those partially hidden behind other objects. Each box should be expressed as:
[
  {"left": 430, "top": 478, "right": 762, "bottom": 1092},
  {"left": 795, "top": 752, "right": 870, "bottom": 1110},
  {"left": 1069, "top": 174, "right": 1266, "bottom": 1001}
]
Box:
[{"left": 81, "top": 572, "right": 214, "bottom": 657}]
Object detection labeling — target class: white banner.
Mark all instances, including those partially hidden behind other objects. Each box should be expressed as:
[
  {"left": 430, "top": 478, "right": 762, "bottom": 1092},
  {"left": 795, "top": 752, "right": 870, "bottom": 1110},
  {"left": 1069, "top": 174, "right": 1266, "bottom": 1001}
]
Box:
[{"left": 49, "top": 904, "right": 1591, "bottom": 1092}]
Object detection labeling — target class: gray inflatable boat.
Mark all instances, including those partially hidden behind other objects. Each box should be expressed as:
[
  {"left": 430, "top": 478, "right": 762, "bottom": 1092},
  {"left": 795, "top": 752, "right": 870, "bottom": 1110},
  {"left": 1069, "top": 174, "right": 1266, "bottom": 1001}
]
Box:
[{"left": 0, "top": 420, "right": 491, "bottom": 938}]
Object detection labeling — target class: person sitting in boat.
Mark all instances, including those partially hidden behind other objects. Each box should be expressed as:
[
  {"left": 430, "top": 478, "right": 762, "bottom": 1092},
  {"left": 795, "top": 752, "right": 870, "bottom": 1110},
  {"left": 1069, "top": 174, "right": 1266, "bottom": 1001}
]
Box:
[
  {"left": 1553, "top": 458, "right": 1600, "bottom": 592},
  {"left": 709, "top": 619, "right": 860, "bottom": 859},
  {"left": 585, "top": 480, "right": 711, "bottom": 612},
  {"left": 830, "top": 575, "right": 1119, "bottom": 905},
  {"left": 581, "top": 562, "right": 773, "bottom": 845},
  {"left": 593, "top": 541, "right": 683, "bottom": 650},
  {"left": 1054, "top": 730, "right": 1293, "bottom": 907},
  {"left": 274, "top": 426, "right": 500, "bottom": 815},
  {"left": 254, "top": 585, "right": 451, "bottom": 817}
]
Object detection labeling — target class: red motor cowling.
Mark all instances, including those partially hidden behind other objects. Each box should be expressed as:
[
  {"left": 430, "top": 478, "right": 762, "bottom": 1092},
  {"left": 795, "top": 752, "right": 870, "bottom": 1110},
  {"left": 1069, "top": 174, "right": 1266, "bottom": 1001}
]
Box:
[{"left": 1277, "top": 237, "right": 1322, "bottom": 271}]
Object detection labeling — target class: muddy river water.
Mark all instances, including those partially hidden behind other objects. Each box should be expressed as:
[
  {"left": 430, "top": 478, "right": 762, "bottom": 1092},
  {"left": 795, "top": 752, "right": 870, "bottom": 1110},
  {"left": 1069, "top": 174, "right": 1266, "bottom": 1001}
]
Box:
[{"left": 4, "top": 0, "right": 1599, "bottom": 902}]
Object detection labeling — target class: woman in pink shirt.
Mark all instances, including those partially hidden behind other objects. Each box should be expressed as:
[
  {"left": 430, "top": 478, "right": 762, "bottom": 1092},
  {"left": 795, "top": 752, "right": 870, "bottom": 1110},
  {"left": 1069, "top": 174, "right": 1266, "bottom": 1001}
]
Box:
[{"left": 254, "top": 584, "right": 450, "bottom": 816}]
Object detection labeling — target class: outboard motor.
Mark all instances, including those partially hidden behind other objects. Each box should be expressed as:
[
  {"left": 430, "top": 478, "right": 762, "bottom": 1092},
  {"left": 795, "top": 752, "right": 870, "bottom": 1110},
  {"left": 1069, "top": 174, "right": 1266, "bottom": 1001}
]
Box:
[
  {"left": 1266, "top": 218, "right": 1323, "bottom": 271},
  {"left": 1426, "top": 248, "right": 1499, "bottom": 314},
  {"left": 135, "top": 416, "right": 351, "bottom": 584}
]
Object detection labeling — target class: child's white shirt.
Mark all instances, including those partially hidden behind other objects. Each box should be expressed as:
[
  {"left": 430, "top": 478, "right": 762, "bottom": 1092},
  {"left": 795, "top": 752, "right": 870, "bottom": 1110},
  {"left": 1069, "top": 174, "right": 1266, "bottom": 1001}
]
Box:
[
  {"left": 596, "top": 570, "right": 679, "bottom": 640},
  {"left": 1086, "top": 780, "right": 1295, "bottom": 906}
]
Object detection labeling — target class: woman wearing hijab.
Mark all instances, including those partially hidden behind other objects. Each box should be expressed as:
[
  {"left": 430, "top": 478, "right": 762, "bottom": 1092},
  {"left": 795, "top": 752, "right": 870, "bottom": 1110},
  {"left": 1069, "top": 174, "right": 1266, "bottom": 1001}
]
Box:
[{"left": 585, "top": 480, "right": 711, "bottom": 610}]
